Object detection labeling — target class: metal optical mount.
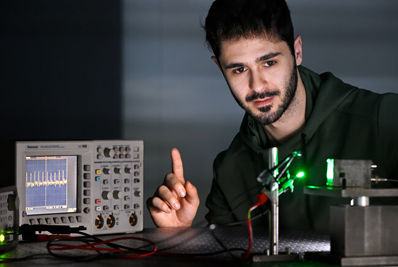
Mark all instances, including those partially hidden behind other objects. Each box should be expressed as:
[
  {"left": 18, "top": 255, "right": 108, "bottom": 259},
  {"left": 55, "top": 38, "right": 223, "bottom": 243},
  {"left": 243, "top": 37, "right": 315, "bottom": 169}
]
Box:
[{"left": 253, "top": 148, "right": 302, "bottom": 263}]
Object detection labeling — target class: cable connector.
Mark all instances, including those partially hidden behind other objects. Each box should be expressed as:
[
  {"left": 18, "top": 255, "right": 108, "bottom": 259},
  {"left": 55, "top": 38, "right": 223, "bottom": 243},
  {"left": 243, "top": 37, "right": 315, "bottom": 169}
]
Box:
[
  {"left": 256, "top": 192, "right": 268, "bottom": 205},
  {"left": 20, "top": 224, "right": 86, "bottom": 241}
]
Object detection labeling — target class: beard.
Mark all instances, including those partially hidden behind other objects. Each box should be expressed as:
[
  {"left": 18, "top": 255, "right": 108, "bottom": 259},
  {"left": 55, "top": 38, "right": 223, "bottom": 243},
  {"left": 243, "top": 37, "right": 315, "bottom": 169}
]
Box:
[{"left": 232, "top": 64, "right": 298, "bottom": 126}]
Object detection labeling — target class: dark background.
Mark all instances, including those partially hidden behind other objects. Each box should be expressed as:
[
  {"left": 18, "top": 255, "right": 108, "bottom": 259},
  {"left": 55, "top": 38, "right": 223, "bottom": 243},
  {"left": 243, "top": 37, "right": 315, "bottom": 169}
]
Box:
[{"left": 0, "top": 0, "right": 122, "bottom": 140}]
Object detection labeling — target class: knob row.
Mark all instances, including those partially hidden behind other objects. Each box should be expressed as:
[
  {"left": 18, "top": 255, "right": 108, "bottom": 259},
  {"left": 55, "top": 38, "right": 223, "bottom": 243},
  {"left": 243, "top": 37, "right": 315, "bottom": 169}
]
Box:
[
  {"left": 102, "top": 190, "right": 141, "bottom": 200},
  {"left": 97, "top": 146, "right": 139, "bottom": 159},
  {"left": 96, "top": 167, "right": 140, "bottom": 175}
]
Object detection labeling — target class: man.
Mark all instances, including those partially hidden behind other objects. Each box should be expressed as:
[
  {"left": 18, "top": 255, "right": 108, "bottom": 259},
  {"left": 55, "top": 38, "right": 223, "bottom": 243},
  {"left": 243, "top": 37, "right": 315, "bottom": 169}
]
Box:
[{"left": 147, "top": 0, "right": 398, "bottom": 233}]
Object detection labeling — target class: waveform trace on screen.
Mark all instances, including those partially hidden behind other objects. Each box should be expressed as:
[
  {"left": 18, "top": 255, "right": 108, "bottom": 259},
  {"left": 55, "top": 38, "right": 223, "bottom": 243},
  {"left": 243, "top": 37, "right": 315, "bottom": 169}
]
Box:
[{"left": 25, "top": 156, "right": 70, "bottom": 210}]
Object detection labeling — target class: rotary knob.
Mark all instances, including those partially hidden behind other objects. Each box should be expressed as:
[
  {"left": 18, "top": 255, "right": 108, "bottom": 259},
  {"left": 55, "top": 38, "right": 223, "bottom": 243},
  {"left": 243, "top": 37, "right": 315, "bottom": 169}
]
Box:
[
  {"left": 113, "top": 190, "right": 122, "bottom": 199},
  {"left": 102, "top": 191, "right": 113, "bottom": 200},
  {"left": 103, "top": 147, "right": 115, "bottom": 158}
]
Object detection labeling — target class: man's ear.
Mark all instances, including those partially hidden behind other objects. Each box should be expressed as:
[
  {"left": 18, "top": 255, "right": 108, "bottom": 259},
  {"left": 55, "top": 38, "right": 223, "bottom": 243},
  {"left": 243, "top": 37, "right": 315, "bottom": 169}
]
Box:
[
  {"left": 211, "top": 56, "right": 223, "bottom": 72},
  {"left": 294, "top": 35, "right": 303, "bottom": 66}
]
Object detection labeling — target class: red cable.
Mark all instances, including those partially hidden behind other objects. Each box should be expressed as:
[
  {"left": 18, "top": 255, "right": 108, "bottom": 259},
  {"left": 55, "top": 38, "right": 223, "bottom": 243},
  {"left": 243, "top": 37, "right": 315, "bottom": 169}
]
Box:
[
  {"left": 48, "top": 236, "right": 157, "bottom": 258},
  {"left": 242, "top": 192, "right": 268, "bottom": 260}
]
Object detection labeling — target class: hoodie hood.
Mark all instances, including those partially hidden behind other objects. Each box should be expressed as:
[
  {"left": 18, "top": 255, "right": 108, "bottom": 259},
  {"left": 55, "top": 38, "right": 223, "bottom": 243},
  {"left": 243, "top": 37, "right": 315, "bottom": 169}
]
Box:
[{"left": 239, "top": 65, "right": 358, "bottom": 155}]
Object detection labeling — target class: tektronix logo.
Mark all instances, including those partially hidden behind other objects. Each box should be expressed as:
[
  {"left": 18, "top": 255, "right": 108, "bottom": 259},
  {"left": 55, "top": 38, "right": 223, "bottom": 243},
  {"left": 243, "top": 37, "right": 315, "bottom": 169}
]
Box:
[{"left": 26, "top": 146, "right": 39, "bottom": 149}]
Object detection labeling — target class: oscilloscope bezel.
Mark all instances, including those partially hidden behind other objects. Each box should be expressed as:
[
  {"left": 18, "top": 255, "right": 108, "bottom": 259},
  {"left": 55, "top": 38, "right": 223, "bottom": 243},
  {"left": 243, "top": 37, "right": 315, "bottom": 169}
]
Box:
[{"left": 16, "top": 142, "right": 92, "bottom": 224}]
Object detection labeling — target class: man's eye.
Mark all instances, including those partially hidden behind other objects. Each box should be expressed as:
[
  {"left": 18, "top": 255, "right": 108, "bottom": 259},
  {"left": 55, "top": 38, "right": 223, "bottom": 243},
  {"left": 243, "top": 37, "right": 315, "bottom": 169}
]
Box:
[
  {"left": 264, "top": 61, "right": 276, "bottom": 67},
  {"left": 233, "top": 67, "right": 246, "bottom": 74}
]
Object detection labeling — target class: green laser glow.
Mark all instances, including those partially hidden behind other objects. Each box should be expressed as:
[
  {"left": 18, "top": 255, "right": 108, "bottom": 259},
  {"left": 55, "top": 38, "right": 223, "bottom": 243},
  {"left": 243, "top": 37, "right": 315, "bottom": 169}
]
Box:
[
  {"left": 0, "top": 234, "right": 5, "bottom": 243},
  {"left": 326, "top": 158, "right": 334, "bottom": 186},
  {"left": 296, "top": 171, "right": 305, "bottom": 178},
  {"left": 286, "top": 170, "right": 291, "bottom": 180}
]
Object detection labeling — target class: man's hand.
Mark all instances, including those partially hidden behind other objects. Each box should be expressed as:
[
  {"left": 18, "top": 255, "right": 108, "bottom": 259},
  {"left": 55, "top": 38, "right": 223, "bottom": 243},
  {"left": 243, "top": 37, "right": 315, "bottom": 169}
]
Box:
[{"left": 147, "top": 148, "right": 200, "bottom": 227}]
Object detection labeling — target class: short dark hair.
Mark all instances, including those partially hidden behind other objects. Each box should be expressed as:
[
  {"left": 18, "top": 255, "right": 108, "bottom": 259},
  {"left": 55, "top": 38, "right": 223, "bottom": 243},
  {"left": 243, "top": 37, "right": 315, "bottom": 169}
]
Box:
[{"left": 204, "top": 0, "right": 295, "bottom": 59}]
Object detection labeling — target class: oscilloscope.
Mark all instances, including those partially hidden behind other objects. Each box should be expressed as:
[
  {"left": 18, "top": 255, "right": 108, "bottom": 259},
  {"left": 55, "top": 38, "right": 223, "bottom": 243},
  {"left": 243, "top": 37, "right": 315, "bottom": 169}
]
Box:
[{"left": 13, "top": 140, "right": 144, "bottom": 236}]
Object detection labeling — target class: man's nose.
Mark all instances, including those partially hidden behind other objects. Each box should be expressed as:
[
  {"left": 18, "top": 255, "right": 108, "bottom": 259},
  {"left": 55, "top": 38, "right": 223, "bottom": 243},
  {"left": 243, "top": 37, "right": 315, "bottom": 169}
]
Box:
[{"left": 249, "top": 70, "right": 267, "bottom": 92}]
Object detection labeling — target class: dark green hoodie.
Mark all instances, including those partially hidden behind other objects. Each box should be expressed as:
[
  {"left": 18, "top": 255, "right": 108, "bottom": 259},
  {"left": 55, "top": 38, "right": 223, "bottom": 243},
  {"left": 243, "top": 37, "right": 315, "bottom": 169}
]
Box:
[{"left": 205, "top": 66, "right": 398, "bottom": 233}]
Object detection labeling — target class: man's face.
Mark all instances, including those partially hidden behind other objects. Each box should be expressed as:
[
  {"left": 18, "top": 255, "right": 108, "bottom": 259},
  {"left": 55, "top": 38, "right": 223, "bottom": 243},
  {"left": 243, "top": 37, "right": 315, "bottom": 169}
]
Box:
[{"left": 215, "top": 37, "right": 300, "bottom": 125}]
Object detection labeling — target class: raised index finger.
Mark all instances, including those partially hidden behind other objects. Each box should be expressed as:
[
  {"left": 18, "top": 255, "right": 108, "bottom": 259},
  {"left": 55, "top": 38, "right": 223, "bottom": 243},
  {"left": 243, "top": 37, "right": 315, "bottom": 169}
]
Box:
[{"left": 171, "top": 148, "right": 184, "bottom": 182}]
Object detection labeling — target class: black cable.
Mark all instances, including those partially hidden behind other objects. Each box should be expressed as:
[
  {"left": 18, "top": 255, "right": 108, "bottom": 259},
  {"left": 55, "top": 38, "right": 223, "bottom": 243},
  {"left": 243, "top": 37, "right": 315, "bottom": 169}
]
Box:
[
  {"left": 46, "top": 232, "right": 158, "bottom": 261},
  {"left": 46, "top": 236, "right": 104, "bottom": 261},
  {"left": 209, "top": 224, "right": 246, "bottom": 261}
]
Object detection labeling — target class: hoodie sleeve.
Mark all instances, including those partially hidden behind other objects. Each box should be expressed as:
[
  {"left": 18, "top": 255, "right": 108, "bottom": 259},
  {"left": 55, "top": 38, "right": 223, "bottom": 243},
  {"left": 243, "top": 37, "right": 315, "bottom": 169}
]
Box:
[{"left": 204, "top": 151, "right": 237, "bottom": 225}]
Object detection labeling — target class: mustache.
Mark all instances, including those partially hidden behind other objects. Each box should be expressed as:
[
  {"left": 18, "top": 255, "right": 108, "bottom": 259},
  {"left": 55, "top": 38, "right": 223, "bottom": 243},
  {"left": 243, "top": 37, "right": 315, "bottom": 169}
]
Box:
[{"left": 246, "top": 90, "right": 280, "bottom": 102}]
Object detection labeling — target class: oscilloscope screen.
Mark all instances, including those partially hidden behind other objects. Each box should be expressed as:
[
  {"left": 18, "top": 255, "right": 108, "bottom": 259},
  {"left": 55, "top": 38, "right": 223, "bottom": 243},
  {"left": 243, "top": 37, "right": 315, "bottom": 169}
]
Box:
[{"left": 24, "top": 155, "right": 78, "bottom": 216}]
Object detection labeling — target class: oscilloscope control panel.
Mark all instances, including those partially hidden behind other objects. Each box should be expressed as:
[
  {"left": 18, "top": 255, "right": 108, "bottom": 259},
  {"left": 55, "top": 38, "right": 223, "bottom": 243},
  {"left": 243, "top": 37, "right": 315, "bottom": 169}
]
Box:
[
  {"left": 0, "top": 186, "right": 18, "bottom": 250},
  {"left": 16, "top": 140, "right": 144, "bottom": 236}
]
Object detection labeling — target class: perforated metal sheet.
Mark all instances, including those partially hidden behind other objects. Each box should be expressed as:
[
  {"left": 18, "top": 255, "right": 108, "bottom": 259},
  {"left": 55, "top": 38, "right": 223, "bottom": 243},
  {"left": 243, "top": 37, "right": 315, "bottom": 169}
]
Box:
[
  {"left": 139, "top": 227, "right": 330, "bottom": 255},
  {"left": 0, "top": 227, "right": 331, "bottom": 266}
]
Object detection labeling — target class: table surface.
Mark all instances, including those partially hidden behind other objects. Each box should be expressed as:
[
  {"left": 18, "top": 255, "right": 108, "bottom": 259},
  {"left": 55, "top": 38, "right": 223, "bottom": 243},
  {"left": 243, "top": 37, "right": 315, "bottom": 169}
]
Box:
[{"left": 0, "top": 226, "right": 337, "bottom": 266}]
